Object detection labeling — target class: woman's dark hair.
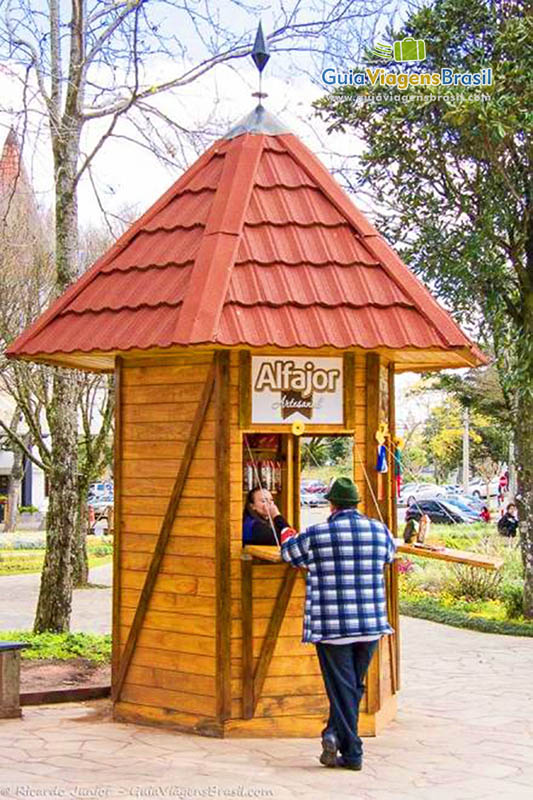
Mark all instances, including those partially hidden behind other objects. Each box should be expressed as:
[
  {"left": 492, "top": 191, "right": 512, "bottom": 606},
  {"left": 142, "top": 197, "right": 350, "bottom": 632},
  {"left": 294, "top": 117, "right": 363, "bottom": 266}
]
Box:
[
  {"left": 506, "top": 503, "right": 516, "bottom": 512},
  {"left": 243, "top": 486, "right": 262, "bottom": 520}
]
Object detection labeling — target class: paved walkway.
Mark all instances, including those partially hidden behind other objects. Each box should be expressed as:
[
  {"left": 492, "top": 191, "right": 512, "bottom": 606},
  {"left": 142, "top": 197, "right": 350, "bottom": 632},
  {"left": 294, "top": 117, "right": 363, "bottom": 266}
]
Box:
[
  {"left": 1, "top": 617, "right": 532, "bottom": 799},
  {"left": 0, "top": 563, "right": 112, "bottom": 633}
]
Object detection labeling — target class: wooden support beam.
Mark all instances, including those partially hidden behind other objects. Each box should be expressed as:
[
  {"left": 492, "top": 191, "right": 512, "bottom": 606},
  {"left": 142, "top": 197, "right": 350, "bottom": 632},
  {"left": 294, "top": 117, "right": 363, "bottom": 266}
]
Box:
[
  {"left": 365, "top": 353, "right": 381, "bottom": 519},
  {"left": 343, "top": 352, "right": 355, "bottom": 430},
  {"left": 239, "top": 351, "right": 251, "bottom": 428},
  {"left": 252, "top": 565, "right": 297, "bottom": 714},
  {"left": 113, "top": 359, "right": 216, "bottom": 702},
  {"left": 215, "top": 351, "right": 231, "bottom": 723},
  {"left": 388, "top": 363, "right": 398, "bottom": 535},
  {"left": 241, "top": 554, "right": 254, "bottom": 719},
  {"left": 111, "top": 357, "right": 123, "bottom": 696}
]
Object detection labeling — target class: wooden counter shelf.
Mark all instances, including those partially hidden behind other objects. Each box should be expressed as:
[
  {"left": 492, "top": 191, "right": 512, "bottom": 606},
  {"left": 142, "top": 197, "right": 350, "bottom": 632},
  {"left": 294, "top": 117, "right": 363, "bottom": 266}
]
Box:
[{"left": 244, "top": 542, "right": 504, "bottom": 571}]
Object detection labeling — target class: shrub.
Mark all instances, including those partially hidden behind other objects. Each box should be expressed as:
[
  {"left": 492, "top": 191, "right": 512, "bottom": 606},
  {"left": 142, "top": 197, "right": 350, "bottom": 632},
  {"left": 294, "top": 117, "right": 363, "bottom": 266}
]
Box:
[
  {"left": 502, "top": 581, "right": 524, "bottom": 620},
  {"left": 0, "top": 630, "right": 112, "bottom": 662},
  {"left": 400, "top": 596, "right": 533, "bottom": 637},
  {"left": 443, "top": 563, "right": 502, "bottom": 601},
  {"left": 18, "top": 505, "right": 40, "bottom": 514}
]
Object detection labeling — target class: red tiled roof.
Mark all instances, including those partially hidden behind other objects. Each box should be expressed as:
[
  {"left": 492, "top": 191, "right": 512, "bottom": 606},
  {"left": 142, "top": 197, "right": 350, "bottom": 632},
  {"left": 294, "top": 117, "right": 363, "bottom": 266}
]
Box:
[
  {"left": 6, "top": 114, "right": 485, "bottom": 369},
  {"left": 0, "top": 129, "right": 20, "bottom": 191}
]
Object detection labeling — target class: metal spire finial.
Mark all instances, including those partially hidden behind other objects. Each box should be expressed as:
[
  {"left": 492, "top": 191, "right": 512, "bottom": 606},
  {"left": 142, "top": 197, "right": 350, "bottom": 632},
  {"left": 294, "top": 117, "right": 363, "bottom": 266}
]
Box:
[{"left": 251, "top": 21, "right": 270, "bottom": 74}]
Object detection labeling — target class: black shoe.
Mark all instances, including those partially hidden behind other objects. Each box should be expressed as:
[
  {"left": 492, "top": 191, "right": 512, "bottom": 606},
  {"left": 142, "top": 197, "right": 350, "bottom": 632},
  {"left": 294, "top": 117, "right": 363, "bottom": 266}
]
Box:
[
  {"left": 336, "top": 756, "right": 362, "bottom": 771},
  {"left": 319, "top": 731, "right": 338, "bottom": 768}
]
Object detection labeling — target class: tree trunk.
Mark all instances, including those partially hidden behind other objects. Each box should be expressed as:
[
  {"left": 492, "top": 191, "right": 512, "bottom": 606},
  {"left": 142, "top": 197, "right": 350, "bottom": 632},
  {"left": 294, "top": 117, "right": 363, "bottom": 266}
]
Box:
[
  {"left": 34, "top": 369, "right": 79, "bottom": 632},
  {"left": 72, "top": 478, "right": 90, "bottom": 587},
  {"left": 5, "top": 447, "right": 23, "bottom": 533},
  {"left": 516, "top": 386, "right": 533, "bottom": 618},
  {"left": 516, "top": 274, "right": 533, "bottom": 617}
]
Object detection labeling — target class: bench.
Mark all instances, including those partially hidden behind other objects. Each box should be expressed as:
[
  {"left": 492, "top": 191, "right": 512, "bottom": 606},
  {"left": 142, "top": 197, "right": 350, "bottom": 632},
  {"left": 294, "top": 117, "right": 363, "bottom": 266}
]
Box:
[{"left": 0, "top": 642, "right": 29, "bottom": 718}]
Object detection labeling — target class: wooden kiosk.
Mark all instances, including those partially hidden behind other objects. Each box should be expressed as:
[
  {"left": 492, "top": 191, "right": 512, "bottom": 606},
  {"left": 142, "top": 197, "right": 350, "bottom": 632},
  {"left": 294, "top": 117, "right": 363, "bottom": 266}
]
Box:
[{"left": 7, "top": 104, "right": 485, "bottom": 738}]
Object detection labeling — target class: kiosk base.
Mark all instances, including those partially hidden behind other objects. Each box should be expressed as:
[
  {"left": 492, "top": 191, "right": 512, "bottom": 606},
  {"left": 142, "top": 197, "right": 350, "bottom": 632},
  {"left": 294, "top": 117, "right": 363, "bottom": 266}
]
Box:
[{"left": 114, "top": 693, "right": 398, "bottom": 739}]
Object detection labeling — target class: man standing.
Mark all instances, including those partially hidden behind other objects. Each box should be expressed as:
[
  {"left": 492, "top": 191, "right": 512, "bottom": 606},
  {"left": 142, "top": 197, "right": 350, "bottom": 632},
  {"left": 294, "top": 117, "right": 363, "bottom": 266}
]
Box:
[{"left": 280, "top": 477, "right": 396, "bottom": 770}]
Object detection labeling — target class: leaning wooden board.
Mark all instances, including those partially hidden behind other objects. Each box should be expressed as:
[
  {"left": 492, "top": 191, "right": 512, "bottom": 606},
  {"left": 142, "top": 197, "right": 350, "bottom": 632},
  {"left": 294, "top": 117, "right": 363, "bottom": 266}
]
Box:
[
  {"left": 244, "top": 543, "right": 503, "bottom": 571},
  {"left": 394, "top": 540, "right": 504, "bottom": 570}
]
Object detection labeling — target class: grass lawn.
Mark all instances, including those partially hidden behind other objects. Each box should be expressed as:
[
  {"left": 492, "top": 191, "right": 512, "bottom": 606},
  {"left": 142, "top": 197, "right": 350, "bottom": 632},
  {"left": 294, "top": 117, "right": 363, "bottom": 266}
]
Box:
[{"left": 0, "top": 538, "right": 113, "bottom": 575}]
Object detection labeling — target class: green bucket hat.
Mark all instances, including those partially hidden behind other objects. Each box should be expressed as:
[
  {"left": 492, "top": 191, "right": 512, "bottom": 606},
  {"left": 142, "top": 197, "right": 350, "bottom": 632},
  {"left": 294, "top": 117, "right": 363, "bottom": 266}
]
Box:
[{"left": 325, "top": 477, "right": 360, "bottom": 506}]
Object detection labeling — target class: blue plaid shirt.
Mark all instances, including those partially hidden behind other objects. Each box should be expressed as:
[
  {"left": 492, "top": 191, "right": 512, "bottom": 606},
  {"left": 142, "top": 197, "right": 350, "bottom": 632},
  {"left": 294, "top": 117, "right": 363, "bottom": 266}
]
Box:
[{"left": 281, "top": 508, "right": 396, "bottom": 643}]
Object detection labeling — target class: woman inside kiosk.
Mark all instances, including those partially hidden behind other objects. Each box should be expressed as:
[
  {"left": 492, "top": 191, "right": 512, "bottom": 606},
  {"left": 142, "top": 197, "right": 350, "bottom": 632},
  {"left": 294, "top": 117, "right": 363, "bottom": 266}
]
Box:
[{"left": 242, "top": 487, "right": 289, "bottom": 546}]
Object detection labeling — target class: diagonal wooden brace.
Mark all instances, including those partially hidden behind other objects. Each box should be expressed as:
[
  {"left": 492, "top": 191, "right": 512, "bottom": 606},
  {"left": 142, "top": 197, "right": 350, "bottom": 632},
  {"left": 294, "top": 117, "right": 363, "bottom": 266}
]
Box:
[{"left": 113, "top": 360, "right": 216, "bottom": 702}]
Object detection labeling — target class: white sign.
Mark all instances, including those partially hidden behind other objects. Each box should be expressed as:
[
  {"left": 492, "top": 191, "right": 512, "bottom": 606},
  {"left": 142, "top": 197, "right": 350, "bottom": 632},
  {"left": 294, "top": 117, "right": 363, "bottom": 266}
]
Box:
[{"left": 251, "top": 356, "right": 344, "bottom": 425}]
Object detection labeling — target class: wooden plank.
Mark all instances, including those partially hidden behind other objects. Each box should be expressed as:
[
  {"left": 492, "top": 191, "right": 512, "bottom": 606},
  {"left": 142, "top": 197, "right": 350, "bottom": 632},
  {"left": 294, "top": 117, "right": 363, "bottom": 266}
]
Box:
[
  {"left": 121, "top": 589, "right": 217, "bottom": 615},
  {"left": 121, "top": 476, "right": 242, "bottom": 498},
  {"left": 232, "top": 654, "right": 321, "bottom": 678},
  {"left": 113, "top": 359, "right": 216, "bottom": 703},
  {"left": 122, "top": 459, "right": 217, "bottom": 479},
  {"left": 120, "top": 684, "right": 216, "bottom": 717},
  {"left": 120, "top": 608, "right": 216, "bottom": 637},
  {"left": 229, "top": 635, "right": 313, "bottom": 660},
  {"left": 343, "top": 352, "right": 356, "bottom": 430},
  {"left": 112, "top": 356, "right": 123, "bottom": 698},
  {"left": 241, "top": 554, "right": 254, "bottom": 719},
  {"left": 388, "top": 363, "right": 398, "bottom": 536},
  {"left": 215, "top": 351, "right": 232, "bottom": 724},
  {"left": 395, "top": 541, "right": 504, "bottom": 570},
  {"left": 127, "top": 665, "right": 216, "bottom": 697},
  {"left": 247, "top": 693, "right": 327, "bottom": 718},
  {"left": 252, "top": 566, "right": 297, "bottom": 714},
  {"left": 132, "top": 647, "right": 216, "bottom": 676},
  {"left": 122, "top": 363, "right": 214, "bottom": 386},
  {"left": 121, "top": 626, "right": 216, "bottom": 657},
  {"left": 365, "top": 353, "right": 381, "bottom": 520},
  {"left": 114, "top": 700, "right": 221, "bottom": 737},
  {"left": 120, "top": 533, "right": 216, "bottom": 559},
  {"left": 121, "top": 497, "right": 242, "bottom": 519},
  {"left": 120, "top": 552, "right": 215, "bottom": 577},
  {"left": 120, "top": 570, "right": 199, "bottom": 594},
  {"left": 120, "top": 515, "right": 216, "bottom": 536},
  {"left": 243, "top": 545, "right": 282, "bottom": 563},
  {"left": 239, "top": 351, "right": 251, "bottom": 428}
]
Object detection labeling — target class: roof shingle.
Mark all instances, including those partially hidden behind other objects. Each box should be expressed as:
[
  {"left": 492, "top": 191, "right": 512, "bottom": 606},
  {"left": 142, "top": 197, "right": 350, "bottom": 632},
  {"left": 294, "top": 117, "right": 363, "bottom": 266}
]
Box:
[{"left": 6, "top": 111, "right": 485, "bottom": 370}]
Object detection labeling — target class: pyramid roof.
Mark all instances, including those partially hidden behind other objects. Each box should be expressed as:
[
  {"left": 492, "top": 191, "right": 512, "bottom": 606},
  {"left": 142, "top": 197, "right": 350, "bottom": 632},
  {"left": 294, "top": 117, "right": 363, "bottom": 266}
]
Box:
[{"left": 6, "top": 106, "right": 486, "bottom": 372}]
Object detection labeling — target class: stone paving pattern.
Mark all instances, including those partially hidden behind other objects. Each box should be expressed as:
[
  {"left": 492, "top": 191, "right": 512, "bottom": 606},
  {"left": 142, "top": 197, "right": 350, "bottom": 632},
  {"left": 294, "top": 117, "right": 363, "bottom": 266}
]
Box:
[{"left": 0, "top": 617, "right": 532, "bottom": 800}]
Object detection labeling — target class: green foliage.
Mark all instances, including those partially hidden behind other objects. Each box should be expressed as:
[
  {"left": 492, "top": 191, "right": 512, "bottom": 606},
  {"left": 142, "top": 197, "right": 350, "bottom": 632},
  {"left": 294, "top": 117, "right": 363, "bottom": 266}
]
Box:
[
  {"left": 443, "top": 563, "right": 502, "bottom": 601},
  {"left": 502, "top": 580, "right": 524, "bottom": 619},
  {"left": 301, "top": 436, "right": 352, "bottom": 469},
  {"left": 315, "top": 0, "right": 533, "bottom": 402},
  {"left": 400, "top": 596, "right": 533, "bottom": 636},
  {"left": 0, "top": 630, "right": 112, "bottom": 662},
  {"left": 17, "top": 505, "right": 39, "bottom": 514}
]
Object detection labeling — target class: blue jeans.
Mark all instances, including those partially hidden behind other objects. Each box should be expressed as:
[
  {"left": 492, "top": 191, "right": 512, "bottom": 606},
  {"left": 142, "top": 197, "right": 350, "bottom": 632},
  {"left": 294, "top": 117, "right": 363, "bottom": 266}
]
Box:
[{"left": 316, "top": 639, "right": 379, "bottom": 764}]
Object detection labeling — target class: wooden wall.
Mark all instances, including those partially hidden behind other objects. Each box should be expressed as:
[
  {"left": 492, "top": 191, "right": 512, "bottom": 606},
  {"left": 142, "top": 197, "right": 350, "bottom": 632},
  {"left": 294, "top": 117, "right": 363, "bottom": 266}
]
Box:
[
  {"left": 113, "top": 350, "right": 239, "bottom": 734},
  {"left": 111, "top": 346, "right": 398, "bottom": 737}
]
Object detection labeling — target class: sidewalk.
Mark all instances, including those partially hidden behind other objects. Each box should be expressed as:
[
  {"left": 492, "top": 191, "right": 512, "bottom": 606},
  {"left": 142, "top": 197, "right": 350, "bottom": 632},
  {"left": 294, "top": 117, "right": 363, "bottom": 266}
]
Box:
[
  {"left": 0, "top": 616, "right": 532, "bottom": 799},
  {"left": 0, "top": 563, "right": 112, "bottom": 633}
]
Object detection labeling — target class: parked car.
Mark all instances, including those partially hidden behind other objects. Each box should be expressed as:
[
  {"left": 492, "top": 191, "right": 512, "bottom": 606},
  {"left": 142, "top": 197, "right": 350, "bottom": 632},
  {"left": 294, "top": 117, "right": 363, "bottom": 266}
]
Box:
[
  {"left": 300, "top": 480, "right": 328, "bottom": 494},
  {"left": 300, "top": 490, "right": 328, "bottom": 507},
  {"left": 400, "top": 483, "right": 446, "bottom": 506},
  {"left": 469, "top": 477, "right": 500, "bottom": 499},
  {"left": 447, "top": 492, "right": 484, "bottom": 511},
  {"left": 405, "top": 498, "right": 477, "bottom": 525},
  {"left": 443, "top": 497, "right": 482, "bottom": 521}
]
